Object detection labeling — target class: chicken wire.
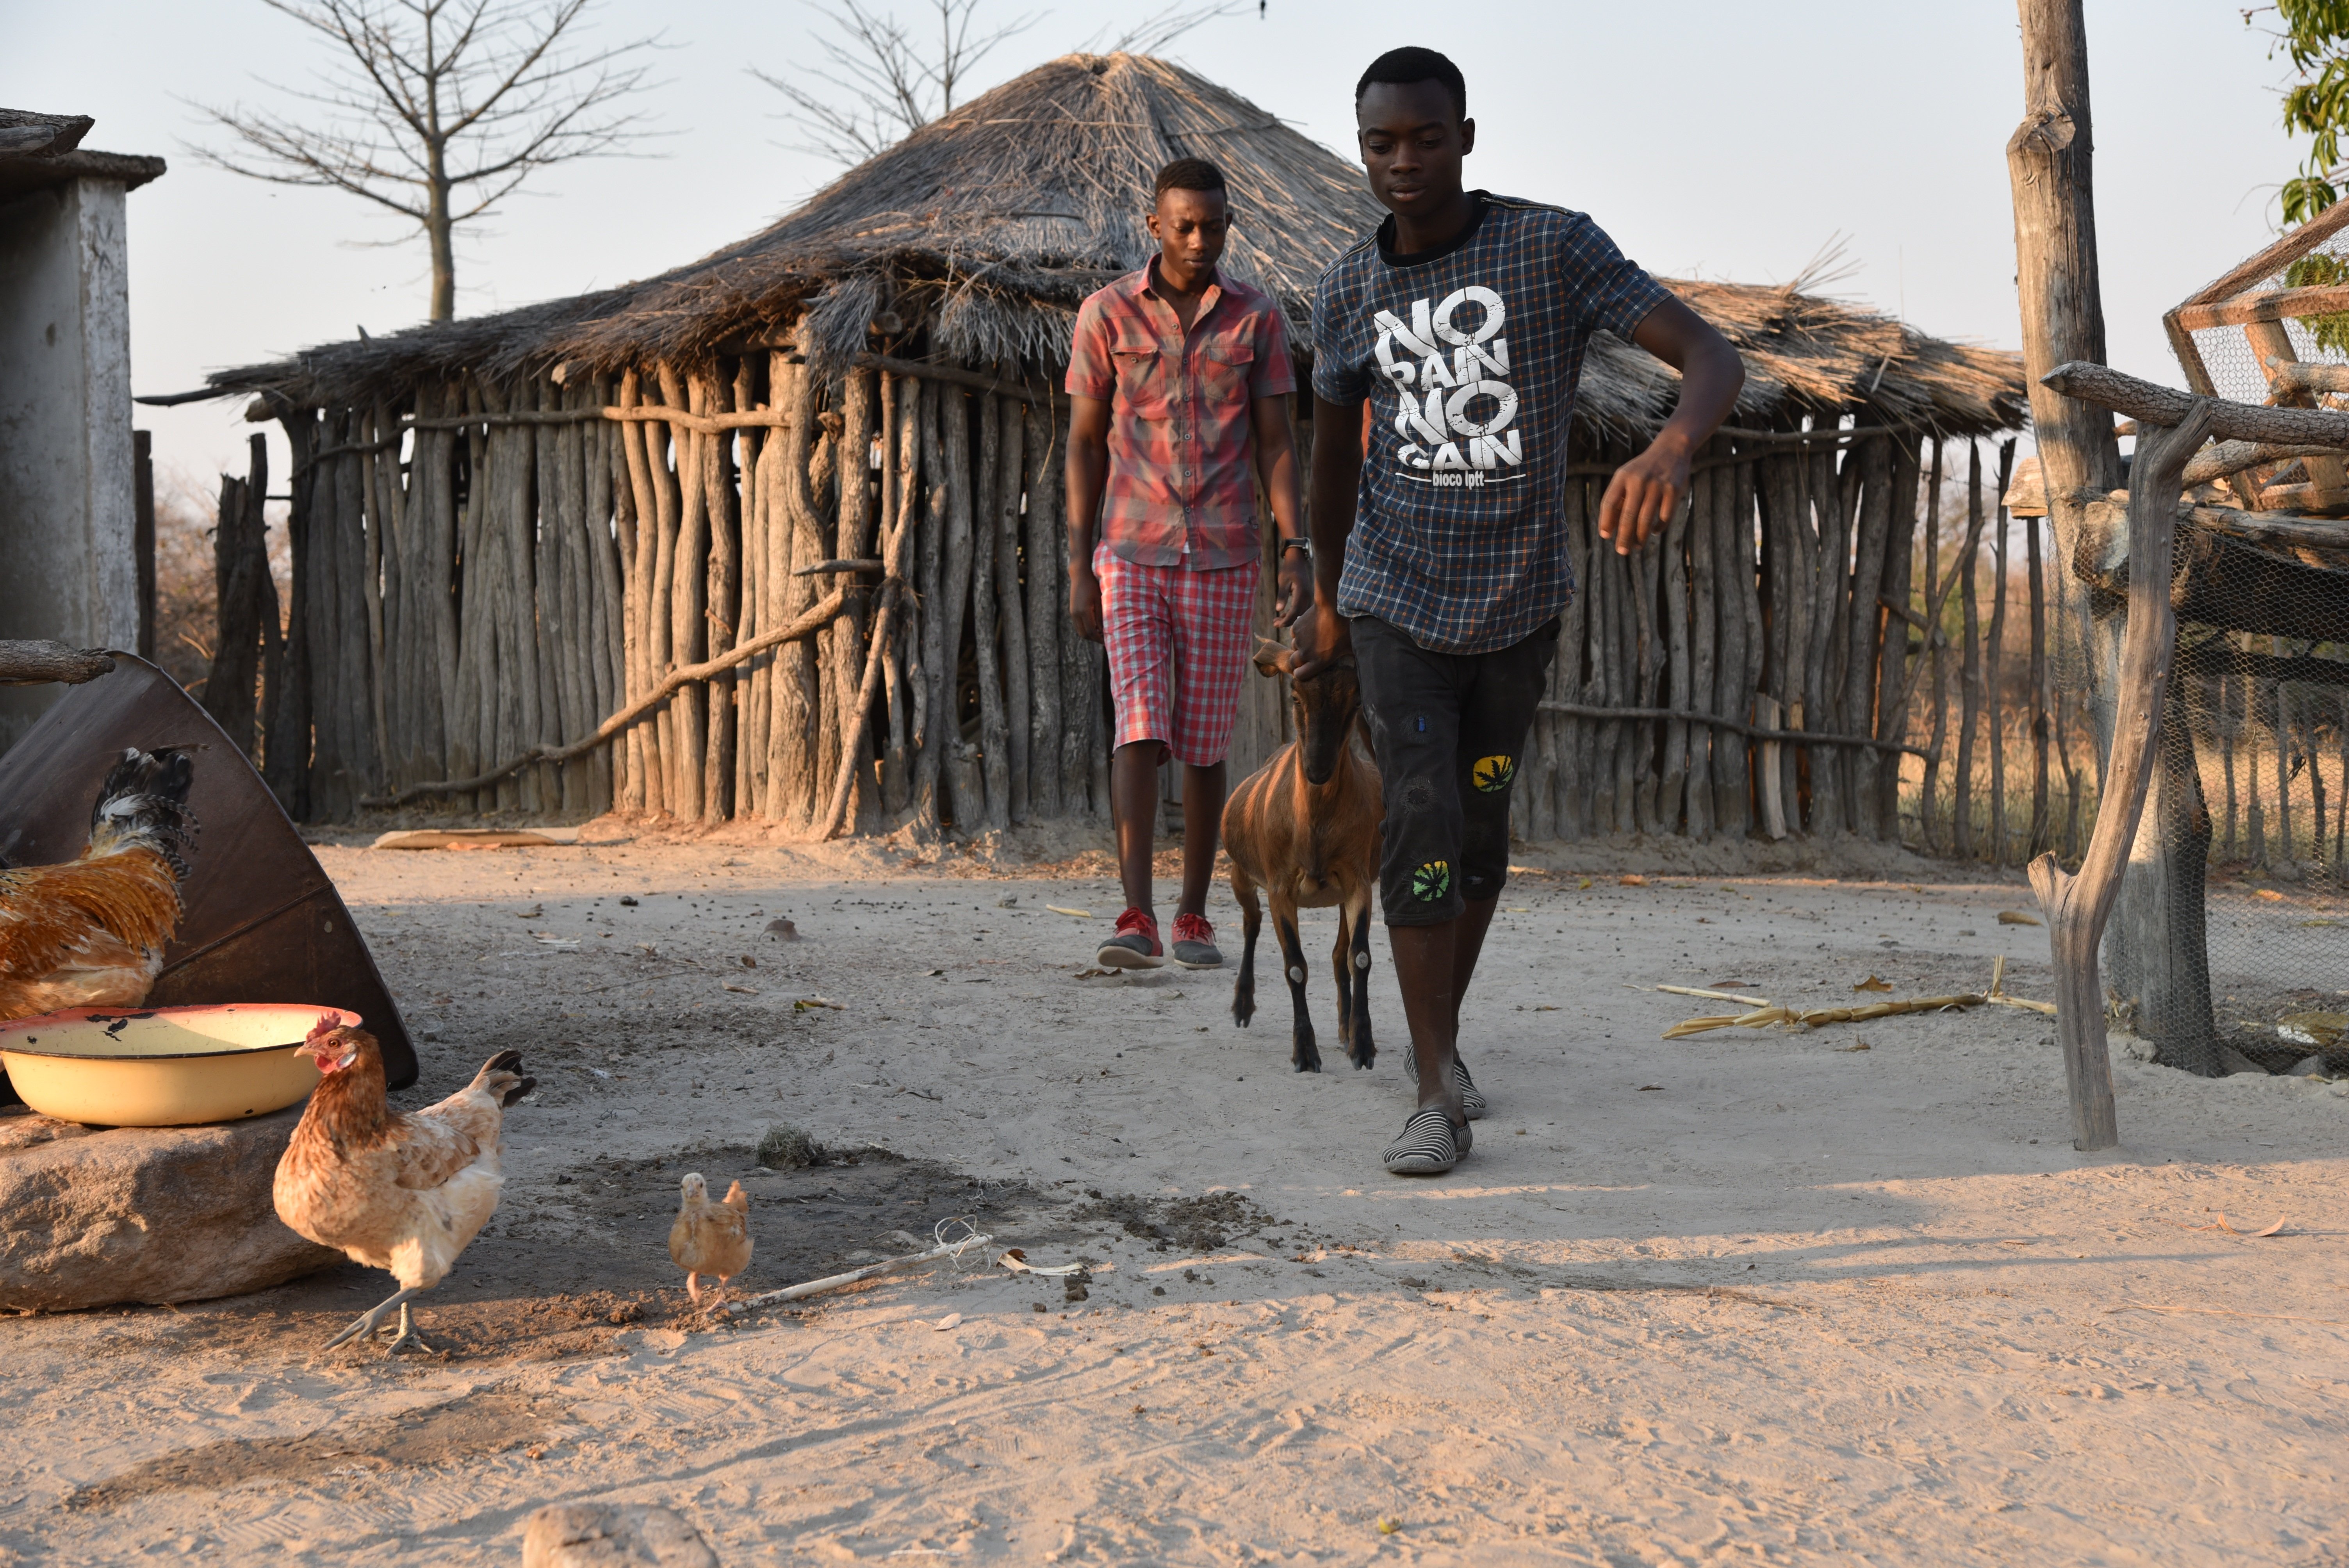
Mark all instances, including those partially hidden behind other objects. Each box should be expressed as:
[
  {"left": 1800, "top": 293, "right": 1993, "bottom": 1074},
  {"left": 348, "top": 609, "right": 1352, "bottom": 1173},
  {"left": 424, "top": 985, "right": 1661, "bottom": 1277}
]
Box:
[
  {"left": 2179, "top": 216, "right": 2349, "bottom": 505},
  {"left": 2053, "top": 512, "right": 2349, "bottom": 1075}
]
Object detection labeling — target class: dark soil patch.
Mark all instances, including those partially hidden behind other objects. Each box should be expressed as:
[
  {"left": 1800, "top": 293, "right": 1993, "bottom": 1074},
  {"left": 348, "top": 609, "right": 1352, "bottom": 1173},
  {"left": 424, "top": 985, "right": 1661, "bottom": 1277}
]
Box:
[
  {"left": 81, "top": 1152, "right": 1041, "bottom": 1369},
  {"left": 66, "top": 1388, "right": 570, "bottom": 1512},
  {"left": 1068, "top": 1189, "right": 1314, "bottom": 1254}
]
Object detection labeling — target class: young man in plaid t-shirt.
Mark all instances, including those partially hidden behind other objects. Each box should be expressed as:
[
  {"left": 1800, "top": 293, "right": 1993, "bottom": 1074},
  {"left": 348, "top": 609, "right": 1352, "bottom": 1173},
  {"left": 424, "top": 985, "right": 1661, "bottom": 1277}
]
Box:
[
  {"left": 1296, "top": 49, "right": 1747, "bottom": 1174},
  {"left": 1066, "top": 159, "right": 1309, "bottom": 971}
]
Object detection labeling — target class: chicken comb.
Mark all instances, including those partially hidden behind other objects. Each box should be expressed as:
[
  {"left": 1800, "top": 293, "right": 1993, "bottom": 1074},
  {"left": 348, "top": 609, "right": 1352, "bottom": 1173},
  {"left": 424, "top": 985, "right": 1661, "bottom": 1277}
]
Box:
[{"left": 306, "top": 1013, "right": 343, "bottom": 1044}]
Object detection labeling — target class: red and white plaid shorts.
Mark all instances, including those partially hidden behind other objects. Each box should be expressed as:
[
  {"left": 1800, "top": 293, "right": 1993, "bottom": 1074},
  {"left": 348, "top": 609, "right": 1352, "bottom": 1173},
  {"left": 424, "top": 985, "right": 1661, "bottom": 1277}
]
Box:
[{"left": 1095, "top": 543, "right": 1259, "bottom": 766}]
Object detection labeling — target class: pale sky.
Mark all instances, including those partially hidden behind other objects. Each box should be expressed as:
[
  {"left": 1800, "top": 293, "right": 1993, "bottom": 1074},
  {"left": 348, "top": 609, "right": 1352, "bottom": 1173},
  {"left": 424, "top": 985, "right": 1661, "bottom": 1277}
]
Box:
[{"left": 4, "top": 0, "right": 2311, "bottom": 490}]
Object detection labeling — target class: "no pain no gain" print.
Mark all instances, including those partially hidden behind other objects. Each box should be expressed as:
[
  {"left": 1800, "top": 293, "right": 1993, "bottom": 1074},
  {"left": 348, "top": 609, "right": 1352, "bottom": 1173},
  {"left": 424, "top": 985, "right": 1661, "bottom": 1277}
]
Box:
[{"left": 1372, "top": 285, "right": 1521, "bottom": 488}]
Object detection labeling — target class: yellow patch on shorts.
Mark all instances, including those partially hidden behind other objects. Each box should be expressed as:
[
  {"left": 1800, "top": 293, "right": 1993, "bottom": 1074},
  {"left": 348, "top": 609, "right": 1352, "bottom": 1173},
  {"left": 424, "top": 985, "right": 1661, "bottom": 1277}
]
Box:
[{"left": 1471, "top": 754, "right": 1517, "bottom": 793}]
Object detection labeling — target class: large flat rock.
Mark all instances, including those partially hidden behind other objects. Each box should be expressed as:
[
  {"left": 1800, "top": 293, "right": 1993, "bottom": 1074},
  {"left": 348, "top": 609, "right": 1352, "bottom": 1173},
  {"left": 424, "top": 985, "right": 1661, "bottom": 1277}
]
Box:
[{"left": 0, "top": 1103, "right": 340, "bottom": 1311}]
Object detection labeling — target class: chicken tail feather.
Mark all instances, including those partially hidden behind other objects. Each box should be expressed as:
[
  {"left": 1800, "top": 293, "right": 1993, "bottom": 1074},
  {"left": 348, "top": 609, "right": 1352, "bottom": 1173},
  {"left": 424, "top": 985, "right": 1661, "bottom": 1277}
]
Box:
[
  {"left": 470, "top": 1049, "right": 535, "bottom": 1108},
  {"left": 87, "top": 747, "right": 198, "bottom": 878}
]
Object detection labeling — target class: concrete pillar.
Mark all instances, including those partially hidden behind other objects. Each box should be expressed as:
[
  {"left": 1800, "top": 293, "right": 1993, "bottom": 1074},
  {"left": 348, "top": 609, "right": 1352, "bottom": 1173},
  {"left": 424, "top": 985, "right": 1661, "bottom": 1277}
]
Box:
[{"left": 0, "top": 176, "right": 138, "bottom": 751}]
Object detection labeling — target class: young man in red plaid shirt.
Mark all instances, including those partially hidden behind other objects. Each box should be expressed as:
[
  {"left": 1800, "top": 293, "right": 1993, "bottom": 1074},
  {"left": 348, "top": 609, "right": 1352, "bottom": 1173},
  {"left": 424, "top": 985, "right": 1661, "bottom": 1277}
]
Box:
[{"left": 1066, "top": 158, "right": 1309, "bottom": 969}]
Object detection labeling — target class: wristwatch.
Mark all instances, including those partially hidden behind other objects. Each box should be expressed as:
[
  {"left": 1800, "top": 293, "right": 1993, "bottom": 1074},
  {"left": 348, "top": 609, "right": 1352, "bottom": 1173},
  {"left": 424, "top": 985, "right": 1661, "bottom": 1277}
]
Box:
[{"left": 1279, "top": 536, "right": 1312, "bottom": 559}]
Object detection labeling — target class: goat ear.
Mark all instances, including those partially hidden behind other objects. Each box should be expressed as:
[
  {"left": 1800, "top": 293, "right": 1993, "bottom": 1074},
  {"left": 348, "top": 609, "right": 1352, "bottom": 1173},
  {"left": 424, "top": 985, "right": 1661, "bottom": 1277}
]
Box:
[{"left": 1251, "top": 637, "right": 1292, "bottom": 678}]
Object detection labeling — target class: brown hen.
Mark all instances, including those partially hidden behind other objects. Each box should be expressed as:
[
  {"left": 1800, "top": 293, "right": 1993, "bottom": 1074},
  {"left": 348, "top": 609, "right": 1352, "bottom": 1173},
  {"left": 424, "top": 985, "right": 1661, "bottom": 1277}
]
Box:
[
  {"left": 0, "top": 747, "right": 196, "bottom": 1022},
  {"left": 273, "top": 1020, "right": 533, "bottom": 1354}
]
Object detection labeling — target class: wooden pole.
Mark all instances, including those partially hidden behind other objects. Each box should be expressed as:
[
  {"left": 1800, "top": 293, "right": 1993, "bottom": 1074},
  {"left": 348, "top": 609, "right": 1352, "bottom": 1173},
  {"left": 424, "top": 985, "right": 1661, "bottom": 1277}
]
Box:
[
  {"left": 1987, "top": 445, "right": 2011, "bottom": 862},
  {"left": 616, "top": 369, "right": 660, "bottom": 814},
  {"left": 909, "top": 377, "right": 950, "bottom": 840},
  {"left": 2010, "top": 0, "right": 2133, "bottom": 1043},
  {"left": 1922, "top": 439, "right": 1948, "bottom": 852},
  {"left": 1660, "top": 483, "right": 1693, "bottom": 833},
  {"left": 2028, "top": 399, "right": 2212, "bottom": 1150},
  {"left": 133, "top": 429, "right": 155, "bottom": 660},
  {"left": 1024, "top": 400, "right": 1064, "bottom": 818},
  {"left": 645, "top": 373, "right": 683, "bottom": 816},
  {"left": 2009, "top": 0, "right": 2126, "bottom": 626},
  {"left": 774, "top": 358, "right": 827, "bottom": 830},
  {"left": 1684, "top": 460, "right": 1718, "bottom": 839},
  {"left": 880, "top": 375, "right": 918, "bottom": 816},
  {"left": 1633, "top": 511, "right": 1666, "bottom": 833},
  {"left": 1556, "top": 469, "right": 1592, "bottom": 838},
  {"left": 2027, "top": 501, "right": 2053, "bottom": 857},
  {"left": 539, "top": 378, "right": 587, "bottom": 815},
  {"left": 1956, "top": 442, "right": 1986, "bottom": 859},
  {"left": 939, "top": 388, "right": 982, "bottom": 830},
  {"left": 702, "top": 370, "right": 741, "bottom": 822},
  {"left": 1719, "top": 458, "right": 1759, "bottom": 837},
  {"left": 970, "top": 392, "right": 1011, "bottom": 829},
  {"left": 1843, "top": 436, "right": 1895, "bottom": 838},
  {"left": 1803, "top": 439, "right": 1849, "bottom": 834},
  {"left": 667, "top": 368, "right": 710, "bottom": 820},
  {"left": 992, "top": 394, "right": 1032, "bottom": 824},
  {"left": 585, "top": 381, "right": 622, "bottom": 815},
  {"left": 1872, "top": 439, "right": 1921, "bottom": 839}
]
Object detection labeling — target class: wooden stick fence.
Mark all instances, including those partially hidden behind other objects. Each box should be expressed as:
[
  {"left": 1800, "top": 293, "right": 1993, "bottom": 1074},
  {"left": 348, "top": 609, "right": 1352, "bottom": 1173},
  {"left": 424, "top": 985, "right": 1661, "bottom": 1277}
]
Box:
[{"left": 216, "top": 352, "right": 2083, "bottom": 853}]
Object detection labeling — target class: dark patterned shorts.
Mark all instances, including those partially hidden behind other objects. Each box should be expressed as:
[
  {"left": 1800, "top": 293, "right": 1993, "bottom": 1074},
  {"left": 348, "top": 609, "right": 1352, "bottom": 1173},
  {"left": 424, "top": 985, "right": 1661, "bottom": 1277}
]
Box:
[{"left": 1351, "top": 613, "right": 1559, "bottom": 926}]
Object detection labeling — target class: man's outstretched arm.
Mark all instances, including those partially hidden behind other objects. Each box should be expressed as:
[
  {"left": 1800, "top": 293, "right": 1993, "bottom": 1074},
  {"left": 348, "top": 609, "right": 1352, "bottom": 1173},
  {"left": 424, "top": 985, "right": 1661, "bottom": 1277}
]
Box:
[{"left": 1598, "top": 297, "right": 1744, "bottom": 556}]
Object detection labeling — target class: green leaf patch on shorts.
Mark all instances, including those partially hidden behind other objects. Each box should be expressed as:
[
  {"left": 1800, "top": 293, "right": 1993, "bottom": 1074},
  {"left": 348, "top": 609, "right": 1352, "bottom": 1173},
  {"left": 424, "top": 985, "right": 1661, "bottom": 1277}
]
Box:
[
  {"left": 1471, "top": 754, "right": 1517, "bottom": 793},
  {"left": 1412, "top": 860, "right": 1453, "bottom": 902}
]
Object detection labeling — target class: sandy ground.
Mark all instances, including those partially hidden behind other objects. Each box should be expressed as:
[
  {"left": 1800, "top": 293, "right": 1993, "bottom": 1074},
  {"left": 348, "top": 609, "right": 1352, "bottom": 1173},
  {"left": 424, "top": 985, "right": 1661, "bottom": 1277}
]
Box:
[{"left": 5, "top": 821, "right": 2349, "bottom": 1566}]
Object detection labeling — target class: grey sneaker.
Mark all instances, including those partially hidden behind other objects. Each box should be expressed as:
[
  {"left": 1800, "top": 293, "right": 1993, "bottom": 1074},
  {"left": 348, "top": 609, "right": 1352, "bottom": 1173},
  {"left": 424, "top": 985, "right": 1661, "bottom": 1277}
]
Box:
[
  {"left": 1096, "top": 908, "right": 1165, "bottom": 969},
  {"left": 1169, "top": 912, "right": 1223, "bottom": 969}
]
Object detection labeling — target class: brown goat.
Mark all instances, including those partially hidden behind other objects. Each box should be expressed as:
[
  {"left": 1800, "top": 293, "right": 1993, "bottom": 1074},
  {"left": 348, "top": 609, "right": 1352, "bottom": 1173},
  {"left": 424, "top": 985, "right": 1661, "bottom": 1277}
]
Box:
[{"left": 1221, "top": 639, "right": 1383, "bottom": 1072}]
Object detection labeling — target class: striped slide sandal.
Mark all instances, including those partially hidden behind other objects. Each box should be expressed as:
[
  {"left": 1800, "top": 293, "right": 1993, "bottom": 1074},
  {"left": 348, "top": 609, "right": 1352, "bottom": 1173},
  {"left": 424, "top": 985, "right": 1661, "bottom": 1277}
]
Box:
[{"left": 1383, "top": 1107, "right": 1472, "bottom": 1176}]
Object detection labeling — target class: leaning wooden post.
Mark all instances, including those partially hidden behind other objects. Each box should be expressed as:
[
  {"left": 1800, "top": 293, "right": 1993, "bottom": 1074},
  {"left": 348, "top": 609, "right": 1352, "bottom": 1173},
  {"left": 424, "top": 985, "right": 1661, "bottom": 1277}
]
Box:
[
  {"left": 2026, "top": 385, "right": 2212, "bottom": 1151},
  {"left": 819, "top": 406, "right": 923, "bottom": 842}
]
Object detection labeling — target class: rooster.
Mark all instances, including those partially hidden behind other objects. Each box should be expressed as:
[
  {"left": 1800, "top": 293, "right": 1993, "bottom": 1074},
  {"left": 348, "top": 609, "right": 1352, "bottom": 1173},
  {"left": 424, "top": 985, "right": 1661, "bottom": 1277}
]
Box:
[
  {"left": 668, "top": 1173, "right": 752, "bottom": 1309},
  {"left": 274, "top": 1019, "right": 533, "bottom": 1354},
  {"left": 0, "top": 747, "right": 196, "bottom": 1022}
]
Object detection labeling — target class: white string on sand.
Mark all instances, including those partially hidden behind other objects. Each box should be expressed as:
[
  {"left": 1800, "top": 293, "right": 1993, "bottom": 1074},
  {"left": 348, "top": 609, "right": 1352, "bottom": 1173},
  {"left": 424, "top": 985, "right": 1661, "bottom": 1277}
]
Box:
[{"left": 718, "top": 1218, "right": 994, "bottom": 1318}]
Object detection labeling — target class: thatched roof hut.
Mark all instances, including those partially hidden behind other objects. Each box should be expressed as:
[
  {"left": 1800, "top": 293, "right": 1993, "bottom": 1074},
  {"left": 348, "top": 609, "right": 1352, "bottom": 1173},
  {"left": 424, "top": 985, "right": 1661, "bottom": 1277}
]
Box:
[
  {"left": 209, "top": 53, "right": 2021, "bottom": 436},
  {"left": 185, "top": 52, "right": 2028, "bottom": 846}
]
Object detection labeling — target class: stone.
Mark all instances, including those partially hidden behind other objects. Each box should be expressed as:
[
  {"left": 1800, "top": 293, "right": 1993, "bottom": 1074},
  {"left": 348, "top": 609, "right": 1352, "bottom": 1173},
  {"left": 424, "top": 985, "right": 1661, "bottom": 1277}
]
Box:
[
  {"left": 523, "top": 1504, "right": 717, "bottom": 1568},
  {"left": 0, "top": 1103, "right": 340, "bottom": 1311}
]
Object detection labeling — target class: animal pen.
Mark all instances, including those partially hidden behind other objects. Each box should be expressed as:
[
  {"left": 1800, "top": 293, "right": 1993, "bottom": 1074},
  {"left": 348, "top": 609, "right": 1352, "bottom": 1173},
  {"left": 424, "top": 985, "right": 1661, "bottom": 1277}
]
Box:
[{"left": 175, "top": 52, "right": 2030, "bottom": 852}]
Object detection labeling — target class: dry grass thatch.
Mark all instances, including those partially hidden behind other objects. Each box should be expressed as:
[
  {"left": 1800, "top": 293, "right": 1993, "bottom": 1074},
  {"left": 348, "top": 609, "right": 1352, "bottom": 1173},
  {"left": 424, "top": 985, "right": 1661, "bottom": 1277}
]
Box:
[{"left": 205, "top": 52, "right": 2025, "bottom": 437}]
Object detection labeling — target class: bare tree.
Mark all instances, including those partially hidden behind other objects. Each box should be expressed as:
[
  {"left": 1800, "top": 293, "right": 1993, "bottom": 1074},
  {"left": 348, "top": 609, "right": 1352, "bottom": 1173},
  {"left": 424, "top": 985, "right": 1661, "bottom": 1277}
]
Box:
[
  {"left": 1098, "top": 2, "right": 1254, "bottom": 54},
  {"left": 192, "top": 0, "right": 661, "bottom": 321},
  {"left": 752, "top": 0, "right": 1037, "bottom": 165}
]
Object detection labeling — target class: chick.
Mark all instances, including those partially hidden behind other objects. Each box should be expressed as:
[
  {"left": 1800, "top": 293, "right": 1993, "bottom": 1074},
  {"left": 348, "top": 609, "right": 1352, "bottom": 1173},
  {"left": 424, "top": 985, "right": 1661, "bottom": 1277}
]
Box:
[{"left": 668, "top": 1172, "right": 752, "bottom": 1308}]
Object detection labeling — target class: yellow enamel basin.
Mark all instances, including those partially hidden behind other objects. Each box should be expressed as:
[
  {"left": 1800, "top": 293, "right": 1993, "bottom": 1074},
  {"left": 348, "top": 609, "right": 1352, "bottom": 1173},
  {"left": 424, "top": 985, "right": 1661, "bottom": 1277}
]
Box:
[{"left": 0, "top": 1004, "right": 360, "bottom": 1128}]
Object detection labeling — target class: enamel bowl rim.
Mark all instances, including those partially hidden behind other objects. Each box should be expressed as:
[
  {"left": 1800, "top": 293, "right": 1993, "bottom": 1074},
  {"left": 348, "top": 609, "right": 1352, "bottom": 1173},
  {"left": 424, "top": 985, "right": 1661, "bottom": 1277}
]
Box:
[{"left": 0, "top": 1003, "right": 362, "bottom": 1062}]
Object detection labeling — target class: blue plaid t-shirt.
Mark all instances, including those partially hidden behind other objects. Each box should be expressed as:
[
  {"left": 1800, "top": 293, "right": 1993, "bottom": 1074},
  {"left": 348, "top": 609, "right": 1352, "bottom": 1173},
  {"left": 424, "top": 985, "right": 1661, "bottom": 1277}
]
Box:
[{"left": 1312, "top": 193, "right": 1670, "bottom": 654}]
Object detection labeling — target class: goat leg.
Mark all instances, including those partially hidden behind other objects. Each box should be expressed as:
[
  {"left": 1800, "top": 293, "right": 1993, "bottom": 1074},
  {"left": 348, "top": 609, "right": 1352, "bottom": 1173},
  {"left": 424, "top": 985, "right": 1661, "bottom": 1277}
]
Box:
[
  {"left": 1273, "top": 898, "right": 1320, "bottom": 1072},
  {"left": 1346, "top": 888, "right": 1377, "bottom": 1071},
  {"left": 1230, "top": 870, "right": 1261, "bottom": 1029},
  {"left": 1331, "top": 908, "right": 1353, "bottom": 1051}
]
